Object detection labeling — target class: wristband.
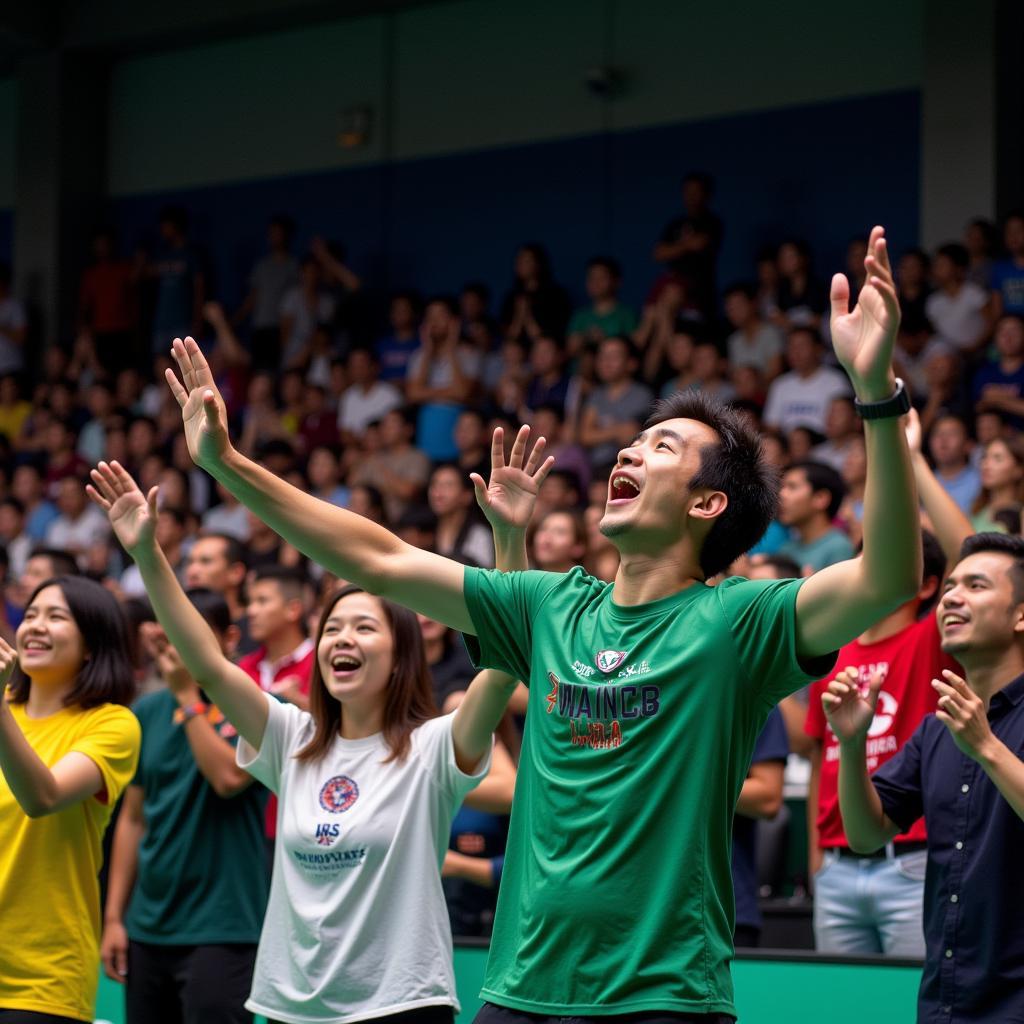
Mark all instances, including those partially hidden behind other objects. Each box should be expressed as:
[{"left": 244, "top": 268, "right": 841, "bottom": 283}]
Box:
[
  {"left": 854, "top": 378, "right": 910, "bottom": 420},
  {"left": 173, "top": 701, "right": 208, "bottom": 726}
]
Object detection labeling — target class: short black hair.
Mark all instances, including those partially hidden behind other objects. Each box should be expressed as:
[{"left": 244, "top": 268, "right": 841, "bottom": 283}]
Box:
[
  {"left": 425, "top": 294, "right": 459, "bottom": 318},
  {"left": 395, "top": 506, "right": 438, "bottom": 534},
  {"left": 587, "top": 256, "right": 622, "bottom": 279},
  {"left": 724, "top": 281, "right": 757, "bottom": 301},
  {"left": 0, "top": 496, "right": 25, "bottom": 517},
  {"left": 788, "top": 324, "right": 823, "bottom": 347},
  {"left": 787, "top": 461, "right": 847, "bottom": 519},
  {"left": 644, "top": 391, "right": 780, "bottom": 578},
  {"left": 197, "top": 532, "right": 248, "bottom": 569},
  {"left": 754, "top": 554, "right": 802, "bottom": 579},
  {"left": 252, "top": 565, "right": 311, "bottom": 606},
  {"left": 918, "top": 530, "right": 947, "bottom": 614},
  {"left": 545, "top": 468, "right": 582, "bottom": 501},
  {"left": 7, "top": 576, "right": 135, "bottom": 708},
  {"left": 531, "top": 401, "right": 565, "bottom": 423},
  {"left": 27, "top": 547, "right": 80, "bottom": 578},
  {"left": 957, "top": 532, "right": 1024, "bottom": 603},
  {"left": 461, "top": 281, "right": 491, "bottom": 304},
  {"left": 185, "top": 587, "right": 233, "bottom": 635},
  {"left": 937, "top": 242, "right": 969, "bottom": 269}
]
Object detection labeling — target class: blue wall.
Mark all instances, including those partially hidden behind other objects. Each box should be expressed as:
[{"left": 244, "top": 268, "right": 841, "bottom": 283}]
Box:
[{"left": 108, "top": 90, "right": 921, "bottom": 323}]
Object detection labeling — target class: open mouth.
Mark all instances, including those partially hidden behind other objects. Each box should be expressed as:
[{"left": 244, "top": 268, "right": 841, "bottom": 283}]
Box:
[
  {"left": 608, "top": 474, "right": 641, "bottom": 504},
  {"left": 942, "top": 614, "right": 968, "bottom": 631},
  {"left": 22, "top": 640, "right": 51, "bottom": 653},
  {"left": 330, "top": 653, "right": 363, "bottom": 677}
]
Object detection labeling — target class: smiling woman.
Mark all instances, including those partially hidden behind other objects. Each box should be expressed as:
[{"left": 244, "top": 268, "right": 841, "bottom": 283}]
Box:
[{"left": 0, "top": 575, "right": 140, "bottom": 1023}]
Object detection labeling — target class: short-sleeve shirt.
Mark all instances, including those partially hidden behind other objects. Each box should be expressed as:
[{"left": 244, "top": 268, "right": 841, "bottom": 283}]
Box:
[
  {"left": 778, "top": 528, "right": 855, "bottom": 573},
  {"left": 126, "top": 690, "right": 268, "bottom": 944},
  {"left": 0, "top": 699, "right": 140, "bottom": 1021},
  {"left": 804, "top": 612, "right": 957, "bottom": 847},
  {"left": 236, "top": 695, "right": 489, "bottom": 1024},
  {"left": 871, "top": 673, "right": 1024, "bottom": 1023},
  {"left": 990, "top": 259, "right": 1024, "bottom": 315},
  {"left": 732, "top": 707, "right": 789, "bottom": 930},
  {"left": 762, "top": 367, "right": 852, "bottom": 434},
  {"left": 727, "top": 324, "right": 785, "bottom": 376},
  {"left": 250, "top": 254, "right": 300, "bottom": 329},
  {"left": 971, "top": 362, "right": 1024, "bottom": 429},
  {"left": 925, "top": 284, "right": 989, "bottom": 351},
  {"left": 461, "top": 566, "right": 834, "bottom": 1018},
  {"left": 583, "top": 381, "right": 654, "bottom": 468},
  {"left": 568, "top": 304, "right": 638, "bottom": 342}
]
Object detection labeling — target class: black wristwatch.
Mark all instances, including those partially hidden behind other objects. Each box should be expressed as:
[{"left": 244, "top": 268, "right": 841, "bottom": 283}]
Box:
[{"left": 854, "top": 378, "right": 910, "bottom": 420}]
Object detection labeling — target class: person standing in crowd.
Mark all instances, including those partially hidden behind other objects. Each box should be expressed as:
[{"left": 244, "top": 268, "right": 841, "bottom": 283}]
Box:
[
  {"left": 0, "top": 576, "right": 140, "bottom": 1023},
  {"left": 763, "top": 326, "right": 851, "bottom": 435},
  {"left": 972, "top": 314, "right": 1024, "bottom": 429},
  {"left": 100, "top": 591, "right": 268, "bottom": 1024},
  {"left": 235, "top": 215, "right": 300, "bottom": 370},
  {"left": 428, "top": 464, "right": 494, "bottom": 569},
  {"left": 927, "top": 414, "right": 981, "bottom": 515},
  {"left": 147, "top": 206, "right": 205, "bottom": 357},
  {"left": 806, "top": 409, "right": 972, "bottom": 956},
  {"left": 724, "top": 282, "right": 785, "bottom": 382},
  {"left": 375, "top": 291, "right": 422, "bottom": 387},
  {"left": 500, "top": 244, "right": 570, "bottom": 344},
  {"left": 567, "top": 257, "right": 638, "bottom": 357},
  {"left": 88, "top": 458, "right": 529, "bottom": 1024},
  {"left": 925, "top": 243, "right": 992, "bottom": 356},
  {"left": 777, "top": 461, "right": 856, "bottom": 573},
  {"left": 828, "top": 530, "right": 1024, "bottom": 1022},
  {"left": 183, "top": 532, "right": 253, "bottom": 652},
  {"left": 77, "top": 229, "right": 138, "bottom": 376},
  {"left": 164, "top": 226, "right": 919, "bottom": 1022},
  {"left": 990, "top": 210, "right": 1024, "bottom": 318}
]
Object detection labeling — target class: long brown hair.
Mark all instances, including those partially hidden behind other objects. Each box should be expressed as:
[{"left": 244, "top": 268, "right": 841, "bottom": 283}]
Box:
[
  {"left": 295, "top": 585, "right": 437, "bottom": 764},
  {"left": 971, "top": 435, "right": 1024, "bottom": 516}
]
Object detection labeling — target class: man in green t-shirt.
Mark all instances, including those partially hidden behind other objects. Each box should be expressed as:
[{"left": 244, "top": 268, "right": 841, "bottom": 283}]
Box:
[
  {"left": 101, "top": 589, "right": 268, "bottom": 1024},
  {"left": 163, "top": 226, "right": 920, "bottom": 1022}
]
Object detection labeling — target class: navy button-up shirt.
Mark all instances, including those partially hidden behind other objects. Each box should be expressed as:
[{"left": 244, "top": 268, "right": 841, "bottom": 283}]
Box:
[{"left": 872, "top": 672, "right": 1024, "bottom": 1023}]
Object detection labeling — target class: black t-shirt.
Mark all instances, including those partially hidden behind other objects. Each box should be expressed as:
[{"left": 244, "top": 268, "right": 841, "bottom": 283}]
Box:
[{"left": 658, "top": 211, "right": 724, "bottom": 311}]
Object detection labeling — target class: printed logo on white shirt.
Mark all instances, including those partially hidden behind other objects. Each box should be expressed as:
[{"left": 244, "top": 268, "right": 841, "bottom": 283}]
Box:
[{"left": 319, "top": 774, "right": 359, "bottom": 813}]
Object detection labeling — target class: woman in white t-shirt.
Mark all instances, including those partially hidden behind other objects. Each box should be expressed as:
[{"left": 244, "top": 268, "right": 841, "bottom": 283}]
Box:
[{"left": 88, "top": 460, "right": 511, "bottom": 1024}]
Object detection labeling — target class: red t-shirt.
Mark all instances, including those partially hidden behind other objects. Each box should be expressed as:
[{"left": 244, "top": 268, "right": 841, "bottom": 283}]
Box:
[
  {"left": 237, "top": 640, "right": 315, "bottom": 837},
  {"left": 804, "top": 611, "right": 960, "bottom": 847}
]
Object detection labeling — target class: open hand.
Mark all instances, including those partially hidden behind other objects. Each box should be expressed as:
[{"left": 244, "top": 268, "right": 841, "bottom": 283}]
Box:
[
  {"left": 822, "top": 665, "right": 884, "bottom": 744},
  {"left": 471, "top": 425, "right": 555, "bottom": 533},
  {"left": 87, "top": 461, "right": 158, "bottom": 555},
  {"left": 830, "top": 227, "right": 901, "bottom": 400},
  {"left": 933, "top": 669, "right": 997, "bottom": 762},
  {"left": 166, "top": 337, "right": 231, "bottom": 468}
]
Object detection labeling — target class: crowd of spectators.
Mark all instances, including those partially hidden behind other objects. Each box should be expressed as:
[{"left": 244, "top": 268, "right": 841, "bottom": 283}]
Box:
[{"left": 1, "top": 174, "right": 1024, "bottom": 944}]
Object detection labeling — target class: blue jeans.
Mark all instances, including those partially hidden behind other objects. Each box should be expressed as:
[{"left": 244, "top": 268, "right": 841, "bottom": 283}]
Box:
[{"left": 813, "top": 846, "right": 927, "bottom": 956}]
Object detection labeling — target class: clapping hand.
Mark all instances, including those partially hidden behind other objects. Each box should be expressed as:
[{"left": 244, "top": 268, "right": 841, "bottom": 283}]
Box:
[
  {"left": 471, "top": 424, "right": 554, "bottom": 533},
  {"left": 822, "top": 665, "right": 884, "bottom": 744},
  {"left": 933, "top": 669, "right": 997, "bottom": 762}
]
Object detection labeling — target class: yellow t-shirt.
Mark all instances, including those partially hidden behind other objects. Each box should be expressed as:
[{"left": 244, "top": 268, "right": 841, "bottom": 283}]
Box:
[{"left": 0, "top": 700, "right": 141, "bottom": 1021}]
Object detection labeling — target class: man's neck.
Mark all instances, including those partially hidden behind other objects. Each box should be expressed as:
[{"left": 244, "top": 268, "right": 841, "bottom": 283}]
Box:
[
  {"left": 860, "top": 601, "right": 920, "bottom": 644},
  {"left": 1000, "top": 356, "right": 1024, "bottom": 374},
  {"left": 942, "top": 280, "right": 964, "bottom": 297},
  {"left": 963, "top": 648, "right": 1024, "bottom": 706},
  {"left": 796, "top": 515, "right": 833, "bottom": 545},
  {"left": 593, "top": 297, "right": 617, "bottom": 314},
  {"left": 936, "top": 458, "right": 968, "bottom": 480},
  {"left": 263, "top": 629, "right": 307, "bottom": 665},
  {"left": 795, "top": 365, "right": 820, "bottom": 381},
  {"left": 742, "top": 316, "right": 762, "bottom": 338},
  {"left": 611, "top": 546, "right": 703, "bottom": 606},
  {"left": 604, "top": 378, "right": 631, "bottom": 398}
]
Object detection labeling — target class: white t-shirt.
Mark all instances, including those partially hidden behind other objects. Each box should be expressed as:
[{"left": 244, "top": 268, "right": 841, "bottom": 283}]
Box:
[
  {"left": 762, "top": 366, "right": 851, "bottom": 434},
  {"left": 337, "top": 382, "right": 402, "bottom": 436},
  {"left": 925, "top": 283, "right": 988, "bottom": 351},
  {"left": 237, "top": 695, "right": 490, "bottom": 1024},
  {"left": 726, "top": 323, "right": 784, "bottom": 374}
]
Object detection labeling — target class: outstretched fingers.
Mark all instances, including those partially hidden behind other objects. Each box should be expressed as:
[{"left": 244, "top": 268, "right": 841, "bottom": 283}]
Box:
[
  {"left": 165, "top": 366, "right": 189, "bottom": 409},
  {"left": 508, "top": 424, "right": 531, "bottom": 469},
  {"left": 183, "top": 336, "right": 216, "bottom": 389},
  {"left": 490, "top": 427, "right": 506, "bottom": 472},
  {"left": 829, "top": 272, "right": 850, "bottom": 321},
  {"left": 524, "top": 435, "right": 548, "bottom": 476},
  {"left": 170, "top": 338, "right": 197, "bottom": 394}
]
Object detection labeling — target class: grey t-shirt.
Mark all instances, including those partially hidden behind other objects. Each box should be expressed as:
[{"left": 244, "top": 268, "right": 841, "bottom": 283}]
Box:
[{"left": 250, "top": 254, "right": 300, "bottom": 329}]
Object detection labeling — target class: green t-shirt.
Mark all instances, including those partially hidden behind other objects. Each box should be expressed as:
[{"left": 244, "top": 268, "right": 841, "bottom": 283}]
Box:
[
  {"left": 778, "top": 528, "right": 855, "bottom": 573},
  {"left": 463, "top": 566, "right": 830, "bottom": 1017},
  {"left": 125, "top": 690, "right": 269, "bottom": 945},
  {"left": 568, "top": 303, "right": 638, "bottom": 341}
]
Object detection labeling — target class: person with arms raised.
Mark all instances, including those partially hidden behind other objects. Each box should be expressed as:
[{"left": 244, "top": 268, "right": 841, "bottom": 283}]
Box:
[{"left": 162, "top": 227, "right": 920, "bottom": 1023}]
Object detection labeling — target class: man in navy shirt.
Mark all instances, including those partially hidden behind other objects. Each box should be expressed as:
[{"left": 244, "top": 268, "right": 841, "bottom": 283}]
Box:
[{"left": 827, "top": 532, "right": 1024, "bottom": 1023}]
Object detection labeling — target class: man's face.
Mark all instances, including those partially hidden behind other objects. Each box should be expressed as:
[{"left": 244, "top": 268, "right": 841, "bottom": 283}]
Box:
[
  {"left": 424, "top": 302, "right": 456, "bottom": 343},
  {"left": 390, "top": 297, "right": 416, "bottom": 331},
  {"left": 20, "top": 556, "right": 57, "bottom": 600},
  {"left": 155, "top": 512, "right": 185, "bottom": 552},
  {"left": 724, "top": 292, "right": 754, "bottom": 328},
  {"left": 1005, "top": 216, "right": 1024, "bottom": 257},
  {"left": 995, "top": 317, "right": 1024, "bottom": 359},
  {"left": 932, "top": 253, "right": 957, "bottom": 287},
  {"left": 939, "top": 552, "right": 1024, "bottom": 658},
  {"left": 786, "top": 333, "right": 819, "bottom": 375},
  {"left": 599, "top": 417, "right": 719, "bottom": 549},
  {"left": 778, "top": 468, "right": 818, "bottom": 527},
  {"left": 586, "top": 265, "right": 615, "bottom": 301},
  {"left": 247, "top": 579, "right": 294, "bottom": 644},
  {"left": 454, "top": 413, "right": 485, "bottom": 453},
  {"left": 929, "top": 418, "right": 968, "bottom": 466},
  {"left": 378, "top": 411, "right": 406, "bottom": 449},
  {"left": 185, "top": 537, "right": 234, "bottom": 593},
  {"left": 596, "top": 340, "right": 630, "bottom": 384},
  {"left": 57, "top": 479, "right": 86, "bottom": 518},
  {"left": 530, "top": 338, "right": 560, "bottom": 376},
  {"left": 825, "top": 399, "right": 857, "bottom": 440},
  {"left": 0, "top": 504, "right": 22, "bottom": 540},
  {"left": 347, "top": 351, "right": 373, "bottom": 386}
]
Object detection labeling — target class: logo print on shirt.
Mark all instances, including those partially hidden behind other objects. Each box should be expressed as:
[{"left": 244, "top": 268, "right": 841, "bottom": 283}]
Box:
[
  {"left": 319, "top": 775, "right": 359, "bottom": 813},
  {"left": 315, "top": 822, "right": 341, "bottom": 846},
  {"left": 546, "top": 672, "right": 559, "bottom": 713},
  {"left": 595, "top": 649, "right": 629, "bottom": 674}
]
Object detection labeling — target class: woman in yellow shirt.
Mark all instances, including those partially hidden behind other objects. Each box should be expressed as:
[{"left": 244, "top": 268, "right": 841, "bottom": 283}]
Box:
[{"left": 0, "top": 575, "right": 140, "bottom": 1024}]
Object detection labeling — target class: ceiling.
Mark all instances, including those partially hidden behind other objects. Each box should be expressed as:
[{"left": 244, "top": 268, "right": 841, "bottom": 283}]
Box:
[{"left": 0, "top": 0, "right": 437, "bottom": 76}]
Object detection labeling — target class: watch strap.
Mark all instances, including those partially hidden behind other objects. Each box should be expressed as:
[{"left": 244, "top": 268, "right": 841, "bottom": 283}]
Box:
[{"left": 854, "top": 378, "right": 910, "bottom": 420}]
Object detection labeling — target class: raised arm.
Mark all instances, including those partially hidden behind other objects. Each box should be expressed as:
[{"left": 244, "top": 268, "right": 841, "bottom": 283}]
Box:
[
  {"left": 166, "top": 337, "right": 471, "bottom": 632},
  {"left": 795, "top": 227, "right": 922, "bottom": 658},
  {"left": 451, "top": 426, "right": 553, "bottom": 769},
  {"left": 87, "top": 461, "right": 269, "bottom": 749},
  {"left": 903, "top": 407, "right": 973, "bottom": 571}
]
